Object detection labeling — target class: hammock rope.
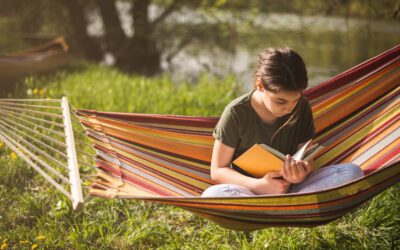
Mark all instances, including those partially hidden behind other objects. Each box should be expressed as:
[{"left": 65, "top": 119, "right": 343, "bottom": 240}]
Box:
[
  {"left": 0, "top": 97, "right": 96, "bottom": 209},
  {"left": 0, "top": 45, "right": 399, "bottom": 231},
  {"left": 0, "top": 126, "right": 71, "bottom": 184}
]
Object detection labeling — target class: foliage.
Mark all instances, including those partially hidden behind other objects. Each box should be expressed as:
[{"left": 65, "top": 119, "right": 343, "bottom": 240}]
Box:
[
  {"left": 1, "top": 63, "right": 400, "bottom": 249},
  {"left": 0, "top": 0, "right": 398, "bottom": 74}
]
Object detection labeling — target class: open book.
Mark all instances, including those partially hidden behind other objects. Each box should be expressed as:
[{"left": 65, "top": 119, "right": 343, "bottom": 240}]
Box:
[{"left": 232, "top": 139, "right": 324, "bottom": 178}]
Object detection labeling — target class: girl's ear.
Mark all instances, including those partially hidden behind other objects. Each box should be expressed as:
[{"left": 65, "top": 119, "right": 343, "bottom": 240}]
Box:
[{"left": 256, "top": 79, "right": 264, "bottom": 91}]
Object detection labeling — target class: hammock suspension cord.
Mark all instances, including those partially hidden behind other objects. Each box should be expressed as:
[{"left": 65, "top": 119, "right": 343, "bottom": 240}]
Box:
[{"left": 0, "top": 97, "right": 96, "bottom": 209}]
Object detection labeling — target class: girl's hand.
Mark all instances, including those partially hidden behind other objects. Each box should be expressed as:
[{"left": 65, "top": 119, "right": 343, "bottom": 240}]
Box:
[
  {"left": 281, "top": 155, "right": 312, "bottom": 184},
  {"left": 252, "top": 172, "right": 291, "bottom": 195}
]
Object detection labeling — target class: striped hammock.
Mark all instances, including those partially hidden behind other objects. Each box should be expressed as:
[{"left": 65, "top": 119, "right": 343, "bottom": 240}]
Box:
[{"left": 75, "top": 45, "right": 400, "bottom": 231}]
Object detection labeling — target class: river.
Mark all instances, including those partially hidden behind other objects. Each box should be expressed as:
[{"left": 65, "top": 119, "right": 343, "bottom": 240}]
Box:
[
  {"left": 89, "top": 5, "right": 400, "bottom": 90},
  {"left": 162, "top": 11, "right": 400, "bottom": 90}
]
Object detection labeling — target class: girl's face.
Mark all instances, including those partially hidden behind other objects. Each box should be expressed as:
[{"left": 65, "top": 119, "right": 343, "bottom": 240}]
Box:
[{"left": 258, "top": 84, "right": 301, "bottom": 118}]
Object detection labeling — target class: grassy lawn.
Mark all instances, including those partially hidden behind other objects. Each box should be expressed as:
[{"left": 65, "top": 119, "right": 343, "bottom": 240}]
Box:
[{"left": 0, "top": 62, "right": 399, "bottom": 249}]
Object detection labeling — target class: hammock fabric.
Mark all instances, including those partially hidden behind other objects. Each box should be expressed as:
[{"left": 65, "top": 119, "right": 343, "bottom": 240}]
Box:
[
  {"left": 0, "top": 37, "right": 70, "bottom": 83},
  {"left": 76, "top": 45, "right": 400, "bottom": 231}
]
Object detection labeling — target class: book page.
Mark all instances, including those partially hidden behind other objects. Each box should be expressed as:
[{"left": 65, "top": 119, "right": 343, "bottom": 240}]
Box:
[
  {"left": 303, "top": 144, "right": 324, "bottom": 161},
  {"left": 293, "top": 139, "right": 312, "bottom": 161},
  {"left": 259, "top": 144, "right": 285, "bottom": 160}
]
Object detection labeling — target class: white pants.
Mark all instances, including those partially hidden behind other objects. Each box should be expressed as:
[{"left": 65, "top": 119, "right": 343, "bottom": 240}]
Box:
[{"left": 201, "top": 163, "right": 363, "bottom": 197}]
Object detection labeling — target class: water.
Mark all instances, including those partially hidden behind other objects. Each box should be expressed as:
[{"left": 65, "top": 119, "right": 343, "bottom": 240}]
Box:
[
  {"left": 88, "top": 7, "right": 400, "bottom": 90},
  {"left": 162, "top": 12, "right": 400, "bottom": 90}
]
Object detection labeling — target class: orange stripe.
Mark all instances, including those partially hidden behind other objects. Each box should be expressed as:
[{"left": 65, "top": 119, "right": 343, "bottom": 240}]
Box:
[
  {"left": 82, "top": 119, "right": 213, "bottom": 162},
  {"left": 309, "top": 83, "right": 349, "bottom": 106},
  {"left": 90, "top": 188, "right": 156, "bottom": 198},
  {"left": 312, "top": 62, "right": 397, "bottom": 114},
  {"left": 315, "top": 98, "right": 399, "bottom": 166},
  {"left": 313, "top": 63, "right": 400, "bottom": 132},
  {"left": 86, "top": 124, "right": 211, "bottom": 170},
  {"left": 95, "top": 170, "right": 154, "bottom": 196},
  {"left": 359, "top": 137, "right": 400, "bottom": 170},
  {"left": 109, "top": 142, "right": 214, "bottom": 185},
  {"left": 96, "top": 116, "right": 214, "bottom": 145},
  {"left": 104, "top": 157, "right": 199, "bottom": 196},
  {"left": 141, "top": 174, "right": 395, "bottom": 212},
  {"left": 314, "top": 87, "right": 400, "bottom": 146},
  {"left": 315, "top": 92, "right": 400, "bottom": 142},
  {"left": 342, "top": 120, "right": 400, "bottom": 164}
]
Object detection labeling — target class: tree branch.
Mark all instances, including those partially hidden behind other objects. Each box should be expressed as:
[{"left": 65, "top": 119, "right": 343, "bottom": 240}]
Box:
[
  {"left": 152, "top": 0, "right": 183, "bottom": 28},
  {"left": 165, "top": 35, "right": 193, "bottom": 63}
]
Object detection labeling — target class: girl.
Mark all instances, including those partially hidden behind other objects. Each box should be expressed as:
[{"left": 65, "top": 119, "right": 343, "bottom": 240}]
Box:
[{"left": 202, "top": 47, "right": 363, "bottom": 197}]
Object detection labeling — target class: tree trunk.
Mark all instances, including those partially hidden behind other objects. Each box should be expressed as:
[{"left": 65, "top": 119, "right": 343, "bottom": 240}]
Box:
[
  {"left": 115, "top": 0, "right": 161, "bottom": 76},
  {"left": 62, "top": 0, "right": 102, "bottom": 61},
  {"left": 97, "top": 0, "right": 127, "bottom": 55}
]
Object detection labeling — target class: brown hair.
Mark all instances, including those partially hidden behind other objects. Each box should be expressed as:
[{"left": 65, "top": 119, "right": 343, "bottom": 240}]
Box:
[
  {"left": 253, "top": 47, "right": 308, "bottom": 143},
  {"left": 253, "top": 47, "right": 308, "bottom": 91}
]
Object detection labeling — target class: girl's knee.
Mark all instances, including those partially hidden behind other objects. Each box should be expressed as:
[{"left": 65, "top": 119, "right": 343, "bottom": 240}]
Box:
[
  {"left": 201, "top": 184, "right": 255, "bottom": 197},
  {"left": 325, "top": 163, "right": 363, "bottom": 183},
  {"left": 345, "top": 163, "right": 364, "bottom": 179},
  {"left": 201, "top": 184, "right": 225, "bottom": 197}
]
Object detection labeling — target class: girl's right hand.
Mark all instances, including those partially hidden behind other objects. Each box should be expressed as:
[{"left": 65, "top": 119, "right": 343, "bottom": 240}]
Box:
[{"left": 252, "top": 172, "right": 291, "bottom": 195}]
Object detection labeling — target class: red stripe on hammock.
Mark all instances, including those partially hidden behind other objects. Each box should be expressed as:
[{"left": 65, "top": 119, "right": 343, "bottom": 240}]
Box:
[
  {"left": 115, "top": 152, "right": 206, "bottom": 195},
  {"left": 97, "top": 160, "right": 173, "bottom": 196},
  {"left": 141, "top": 170, "right": 400, "bottom": 215},
  {"left": 94, "top": 143, "right": 209, "bottom": 194},
  {"left": 323, "top": 113, "right": 400, "bottom": 168},
  {"left": 95, "top": 142, "right": 211, "bottom": 186},
  {"left": 316, "top": 88, "right": 400, "bottom": 144},
  {"left": 363, "top": 145, "right": 400, "bottom": 175},
  {"left": 309, "top": 57, "right": 400, "bottom": 107},
  {"left": 89, "top": 129, "right": 211, "bottom": 166},
  {"left": 76, "top": 110, "right": 219, "bottom": 128},
  {"left": 105, "top": 137, "right": 212, "bottom": 174}
]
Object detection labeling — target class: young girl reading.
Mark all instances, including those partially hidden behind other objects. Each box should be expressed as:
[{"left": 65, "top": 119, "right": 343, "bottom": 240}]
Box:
[{"left": 202, "top": 47, "right": 363, "bottom": 197}]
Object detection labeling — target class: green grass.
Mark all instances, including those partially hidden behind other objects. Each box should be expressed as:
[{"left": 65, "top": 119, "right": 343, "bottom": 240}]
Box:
[{"left": 1, "top": 62, "right": 399, "bottom": 249}]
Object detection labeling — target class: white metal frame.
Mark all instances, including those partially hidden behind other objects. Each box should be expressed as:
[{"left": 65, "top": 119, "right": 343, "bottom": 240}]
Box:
[{"left": 61, "top": 97, "right": 84, "bottom": 210}]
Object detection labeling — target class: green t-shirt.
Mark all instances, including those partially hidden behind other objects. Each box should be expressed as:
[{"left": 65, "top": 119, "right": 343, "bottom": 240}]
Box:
[{"left": 213, "top": 90, "right": 315, "bottom": 175}]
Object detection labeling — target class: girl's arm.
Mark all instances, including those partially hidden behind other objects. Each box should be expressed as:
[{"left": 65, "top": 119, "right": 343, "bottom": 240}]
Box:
[{"left": 210, "top": 139, "right": 291, "bottom": 195}]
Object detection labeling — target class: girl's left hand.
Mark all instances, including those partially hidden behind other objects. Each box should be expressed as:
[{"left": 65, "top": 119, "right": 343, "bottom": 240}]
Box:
[{"left": 281, "top": 154, "right": 312, "bottom": 184}]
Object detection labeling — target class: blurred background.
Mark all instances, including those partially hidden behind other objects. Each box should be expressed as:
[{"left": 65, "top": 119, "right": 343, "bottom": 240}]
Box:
[{"left": 0, "top": 0, "right": 399, "bottom": 90}]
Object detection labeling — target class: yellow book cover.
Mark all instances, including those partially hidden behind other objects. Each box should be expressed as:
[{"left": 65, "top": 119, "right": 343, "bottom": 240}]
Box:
[
  {"left": 232, "top": 144, "right": 284, "bottom": 178},
  {"left": 232, "top": 140, "right": 322, "bottom": 178}
]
